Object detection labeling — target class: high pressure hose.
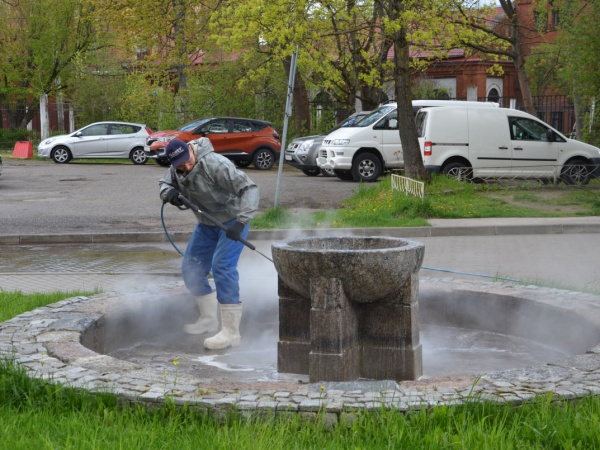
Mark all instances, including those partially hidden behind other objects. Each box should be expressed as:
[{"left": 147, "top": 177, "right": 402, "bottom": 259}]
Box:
[
  {"left": 161, "top": 202, "right": 185, "bottom": 257},
  {"left": 161, "top": 196, "right": 274, "bottom": 263}
]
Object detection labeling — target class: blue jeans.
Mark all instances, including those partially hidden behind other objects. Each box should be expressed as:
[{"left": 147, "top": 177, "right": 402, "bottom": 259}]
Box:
[{"left": 181, "top": 219, "right": 249, "bottom": 304}]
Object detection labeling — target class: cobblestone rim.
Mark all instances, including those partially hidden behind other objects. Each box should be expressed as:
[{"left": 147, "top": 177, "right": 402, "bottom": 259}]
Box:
[{"left": 2, "top": 278, "right": 600, "bottom": 424}]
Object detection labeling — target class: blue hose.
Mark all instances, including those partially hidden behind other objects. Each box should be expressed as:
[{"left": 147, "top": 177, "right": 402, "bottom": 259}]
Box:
[
  {"left": 161, "top": 202, "right": 185, "bottom": 257},
  {"left": 421, "top": 266, "right": 521, "bottom": 283}
]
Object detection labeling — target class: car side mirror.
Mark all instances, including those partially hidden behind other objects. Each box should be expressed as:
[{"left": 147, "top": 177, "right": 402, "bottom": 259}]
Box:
[
  {"left": 546, "top": 129, "right": 556, "bottom": 142},
  {"left": 388, "top": 119, "right": 398, "bottom": 129},
  {"left": 74, "top": 131, "right": 82, "bottom": 137}
]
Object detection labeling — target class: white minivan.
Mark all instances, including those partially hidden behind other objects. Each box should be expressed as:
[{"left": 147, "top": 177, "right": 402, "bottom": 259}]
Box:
[
  {"left": 415, "top": 106, "right": 600, "bottom": 184},
  {"left": 316, "top": 100, "right": 498, "bottom": 182}
]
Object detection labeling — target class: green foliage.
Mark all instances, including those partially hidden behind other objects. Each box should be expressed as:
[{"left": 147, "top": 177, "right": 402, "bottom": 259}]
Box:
[
  {"left": 0, "top": 0, "right": 103, "bottom": 128},
  {"left": 529, "top": 0, "right": 600, "bottom": 145},
  {"left": 0, "top": 129, "right": 36, "bottom": 150}
]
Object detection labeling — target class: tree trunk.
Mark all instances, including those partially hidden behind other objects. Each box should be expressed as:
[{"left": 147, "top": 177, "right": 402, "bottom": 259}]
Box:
[
  {"left": 392, "top": 33, "right": 430, "bottom": 182},
  {"left": 513, "top": 41, "right": 536, "bottom": 116}
]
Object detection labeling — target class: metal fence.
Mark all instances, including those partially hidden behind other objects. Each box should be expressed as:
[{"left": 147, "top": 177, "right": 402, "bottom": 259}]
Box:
[{"left": 479, "top": 95, "right": 575, "bottom": 136}]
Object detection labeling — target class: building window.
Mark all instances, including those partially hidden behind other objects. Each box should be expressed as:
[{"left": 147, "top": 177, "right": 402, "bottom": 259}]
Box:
[
  {"left": 487, "top": 88, "right": 500, "bottom": 103},
  {"left": 534, "top": 12, "right": 548, "bottom": 31},
  {"left": 136, "top": 46, "right": 149, "bottom": 61}
]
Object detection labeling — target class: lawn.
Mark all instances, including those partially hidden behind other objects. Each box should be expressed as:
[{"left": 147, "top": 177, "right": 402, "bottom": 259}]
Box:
[
  {"left": 252, "top": 174, "right": 600, "bottom": 229},
  {"left": 2, "top": 291, "right": 600, "bottom": 449}
]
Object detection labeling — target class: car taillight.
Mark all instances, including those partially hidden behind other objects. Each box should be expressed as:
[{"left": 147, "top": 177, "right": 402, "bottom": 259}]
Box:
[
  {"left": 146, "top": 128, "right": 153, "bottom": 134},
  {"left": 424, "top": 141, "right": 432, "bottom": 156}
]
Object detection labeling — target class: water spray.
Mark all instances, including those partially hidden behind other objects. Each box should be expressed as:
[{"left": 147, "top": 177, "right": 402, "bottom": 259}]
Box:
[{"left": 161, "top": 194, "right": 274, "bottom": 263}]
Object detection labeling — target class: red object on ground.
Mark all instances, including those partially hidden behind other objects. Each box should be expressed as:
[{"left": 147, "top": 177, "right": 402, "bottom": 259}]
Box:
[{"left": 12, "top": 141, "right": 33, "bottom": 159}]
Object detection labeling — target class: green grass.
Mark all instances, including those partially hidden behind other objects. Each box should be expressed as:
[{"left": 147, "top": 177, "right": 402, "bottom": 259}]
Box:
[
  {"left": 253, "top": 175, "right": 600, "bottom": 229},
  {"left": 3, "top": 291, "right": 600, "bottom": 448},
  {"left": 0, "top": 290, "right": 100, "bottom": 322}
]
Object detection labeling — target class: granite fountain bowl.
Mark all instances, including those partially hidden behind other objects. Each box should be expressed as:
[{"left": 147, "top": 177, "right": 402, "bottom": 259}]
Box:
[{"left": 271, "top": 236, "right": 425, "bottom": 303}]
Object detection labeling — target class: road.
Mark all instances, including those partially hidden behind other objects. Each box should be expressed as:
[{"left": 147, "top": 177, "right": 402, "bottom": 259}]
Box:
[{"left": 0, "top": 159, "right": 359, "bottom": 235}]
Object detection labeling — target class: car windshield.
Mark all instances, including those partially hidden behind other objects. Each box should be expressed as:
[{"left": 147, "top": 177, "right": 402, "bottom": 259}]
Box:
[
  {"left": 179, "top": 118, "right": 211, "bottom": 132},
  {"left": 327, "top": 112, "right": 370, "bottom": 133},
  {"left": 352, "top": 105, "right": 396, "bottom": 127}
]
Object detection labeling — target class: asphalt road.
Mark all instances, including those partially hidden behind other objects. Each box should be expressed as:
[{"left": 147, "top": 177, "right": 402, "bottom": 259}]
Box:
[{"left": 0, "top": 158, "right": 359, "bottom": 236}]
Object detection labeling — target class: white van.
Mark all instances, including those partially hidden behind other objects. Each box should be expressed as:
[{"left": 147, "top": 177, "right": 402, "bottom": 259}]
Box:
[
  {"left": 415, "top": 106, "right": 600, "bottom": 184},
  {"left": 316, "top": 100, "right": 498, "bottom": 182}
]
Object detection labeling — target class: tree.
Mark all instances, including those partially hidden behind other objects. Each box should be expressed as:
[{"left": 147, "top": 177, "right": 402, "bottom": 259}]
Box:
[
  {"left": 448, "top": 0, "right": 540, "bottom": 115},
  {"left": 0, "top": 0, "right": 100, "bottom": 129},
  {"left": 211, "top": 0, "right": 403, "bottom": 134},
  {"left": 530, "top": 0, "right": 600, "bottom": 143},
  {"left": 90, "top": 0, "right": 220, "bottom": 93}
]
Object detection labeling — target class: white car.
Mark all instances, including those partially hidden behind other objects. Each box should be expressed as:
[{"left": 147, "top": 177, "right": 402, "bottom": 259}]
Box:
[
  {"left": 37, "top": 121, "right": 152, "bottom": 164},
  {"left": 317, "top": 100, "right": 498, "bottom": 181}
]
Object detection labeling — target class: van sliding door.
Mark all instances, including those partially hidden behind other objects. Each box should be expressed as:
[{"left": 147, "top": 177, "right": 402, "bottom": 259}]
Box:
[{"left": 509, "top": 117, "right": 559, "bottom": 178}]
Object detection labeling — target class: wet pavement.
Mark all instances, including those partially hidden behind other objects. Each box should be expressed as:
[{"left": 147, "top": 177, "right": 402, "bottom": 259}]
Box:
[{"left": 2, "top": 217, "right": 599, "bottom": 294}]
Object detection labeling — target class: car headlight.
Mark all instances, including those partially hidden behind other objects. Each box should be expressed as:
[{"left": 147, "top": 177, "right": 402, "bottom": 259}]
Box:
[
  {"left": 297, "top": 139, "right": 314, "bottom": 154},
  {"left": 157, "top": 136, "right": 175, "bottom": 143},
  {"left": 41, "top": 138, "right": 57, "bottom": 146},
  {"left": 330, "top": 139, "right": 350, "bottom": 146}
]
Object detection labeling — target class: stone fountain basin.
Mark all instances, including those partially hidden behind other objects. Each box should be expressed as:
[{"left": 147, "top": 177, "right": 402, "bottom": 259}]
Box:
[{"left": 271, "top": 236, "right": 425, "bottom": 303}]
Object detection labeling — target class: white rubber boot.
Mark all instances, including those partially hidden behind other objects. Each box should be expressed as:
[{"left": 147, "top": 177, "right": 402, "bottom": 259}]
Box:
[
  {"left": 183, "top": 292, "right": 219, "bottom": 335},
  {"left": 204, "top": 303, "right": 242, "bottom": 350}
]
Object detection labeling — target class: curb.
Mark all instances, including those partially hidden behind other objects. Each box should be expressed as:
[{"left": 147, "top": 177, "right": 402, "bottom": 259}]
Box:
[{"left": 1, "top": 221, "right": 600, "bottom": 245}]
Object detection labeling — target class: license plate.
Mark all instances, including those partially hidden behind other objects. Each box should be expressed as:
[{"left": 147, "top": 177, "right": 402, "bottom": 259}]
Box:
[{"left": 285, "top": 154, "right": 292, "bottom": 161}]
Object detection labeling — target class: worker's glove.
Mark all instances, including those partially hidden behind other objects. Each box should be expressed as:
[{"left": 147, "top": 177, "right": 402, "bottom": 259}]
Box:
[
  {"left": 164, "top": 188, "right": 185, "bottom": 208},
  {"left": 226, "top": 221, "right": 245, "bottom": 242}
]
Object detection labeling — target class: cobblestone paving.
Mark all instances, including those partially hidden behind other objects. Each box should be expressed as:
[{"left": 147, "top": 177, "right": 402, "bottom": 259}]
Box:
[{"left": 3, "top": 278, "right": 600, "bottom": 424}]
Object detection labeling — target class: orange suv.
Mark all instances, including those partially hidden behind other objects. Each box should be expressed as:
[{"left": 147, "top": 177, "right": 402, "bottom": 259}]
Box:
[{"left": 144, "top": 117, "right": 281, "bottom": 170}]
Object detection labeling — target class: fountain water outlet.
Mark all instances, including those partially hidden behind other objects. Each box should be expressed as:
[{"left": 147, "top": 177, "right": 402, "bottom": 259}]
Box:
[{"left": 271, "top": 236, "right": 425, "bottom": 382}]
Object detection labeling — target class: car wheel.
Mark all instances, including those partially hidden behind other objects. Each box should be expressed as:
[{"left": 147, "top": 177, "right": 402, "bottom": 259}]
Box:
[
  {"left": 442, "top": 162, "right": 473, "bottom": 182},
  {"left": 321, "top": 168, "right": 335, "bottom": 177},
  {"left": 351, "top": 152, "right": 382, "bottom": 182},
  {"left": 235, "top": 160, "right": 252, "bottom": 168},
  {"left": 560, "top": 158, "right": 591, "bottom": 185},
  {"left": 130, "top": 147, "right": 148, "bottom": 165},
  {"left": 302, "top": 168, "right": 321, "bottom": 177},
  {"left": 51, "top": 146, "right": 72, "bottom": 164},
  {"left": 333, "top": 169, "right": 354, "bottom": 181},
  {"left": 253, "top": 149, "right": 275, "bottom": 170}
]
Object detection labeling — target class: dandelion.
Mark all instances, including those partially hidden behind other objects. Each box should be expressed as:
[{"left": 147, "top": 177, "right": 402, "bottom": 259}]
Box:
[{"left": 172, "top": 357, "right": 179, "bottom": 366}]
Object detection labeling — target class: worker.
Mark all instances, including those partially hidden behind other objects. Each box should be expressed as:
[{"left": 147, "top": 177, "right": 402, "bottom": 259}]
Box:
[{"left": 159, "top": 138, "right": 259, "bottom": 350}]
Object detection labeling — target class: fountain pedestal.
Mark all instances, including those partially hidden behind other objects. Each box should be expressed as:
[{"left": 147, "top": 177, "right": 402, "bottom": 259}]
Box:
[{"left": 271, "top": 236, "right": 424, "bottom": 382}]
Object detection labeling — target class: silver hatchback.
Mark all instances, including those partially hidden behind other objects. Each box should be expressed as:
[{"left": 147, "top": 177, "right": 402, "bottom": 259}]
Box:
[
  {"left": 37, "top": 122, "right": 152, "bottom": 164},
  {"left": 285, "top": 111, "right": 370, "bottom": 176}
]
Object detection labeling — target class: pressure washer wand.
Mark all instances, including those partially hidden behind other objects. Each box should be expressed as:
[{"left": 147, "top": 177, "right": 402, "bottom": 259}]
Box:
[{"left": 177, "top": 195, "right": 274, "bottom": 263}]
